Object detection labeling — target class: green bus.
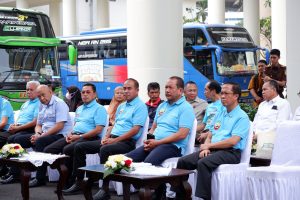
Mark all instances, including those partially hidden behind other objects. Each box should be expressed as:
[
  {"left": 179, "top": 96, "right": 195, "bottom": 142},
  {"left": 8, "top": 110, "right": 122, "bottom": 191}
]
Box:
[{"left": 0, "top": 7, "right": 61, "bottom": 110}]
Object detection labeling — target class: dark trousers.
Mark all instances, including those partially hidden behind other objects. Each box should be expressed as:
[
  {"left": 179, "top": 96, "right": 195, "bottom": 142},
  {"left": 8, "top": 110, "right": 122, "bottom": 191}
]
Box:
[
  {"left": 176, "top": 149, "right": 241, "bottom": 200},
  {"left": 0, "top": 131, "right": 10, "bottom": 149},
  {"left": 99, "top": 138, "right": 136, "bottom": 165},
  {"left": 72, "top": 140, "right": 102, "bottom": 180},
  {"left": 7, "top": 129, "right": 35, "bottom": 145},
  {"left": 36, "top": 136, "right": 100, "bottom": 183},
  {"left": 126, "top": 144, "right": 181, "bottom": 166},
  {"left": 10, "top": 134, "right": 64, "bottom": 180}
]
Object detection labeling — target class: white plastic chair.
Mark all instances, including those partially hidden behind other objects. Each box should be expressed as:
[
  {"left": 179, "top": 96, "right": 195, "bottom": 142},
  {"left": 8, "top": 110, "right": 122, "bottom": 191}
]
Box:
[
  {"left": 161, "top": 119, "right": 197, "bottom": 198},
  {"left": 110, "top": 117, "right": 149, "bottom": 195},
  {"left": 246, "top": 121, "right": 300, "bottom": 200},
  {"left": 210, "top": 122, "right": 253, "bottom": 200},
  {"left": 48, "top": 112, "right": 109, "bottom": 182}
]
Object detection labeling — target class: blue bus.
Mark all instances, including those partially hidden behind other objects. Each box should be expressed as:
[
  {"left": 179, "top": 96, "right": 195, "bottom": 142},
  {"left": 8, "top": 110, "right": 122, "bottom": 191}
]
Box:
[{"left": 59, "top": 24, "right": 268, "bottom": 104}]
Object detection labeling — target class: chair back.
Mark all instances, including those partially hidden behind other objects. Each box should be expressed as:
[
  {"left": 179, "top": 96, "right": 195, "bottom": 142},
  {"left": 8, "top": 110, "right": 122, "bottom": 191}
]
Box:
[
  {"left": 100, "top": 115, "right": 110, "bottom": 139},
  {"left": 13, "top": 110, "right": 20, "bottom": 122},
  {"left": 184, "top": 119, "right": 198, "bottom": 156},
  {"left": 240, "top": 122, "right": 253, "bottom": 164},
  {"left": 69, "top": 112, "right": 76, "bottom": 126},
  {"left": 271, "top": 121, "right": 300, "bottom": 166},
  {"left": 136, "top": 117, "right": 149, "bottom": 147}
]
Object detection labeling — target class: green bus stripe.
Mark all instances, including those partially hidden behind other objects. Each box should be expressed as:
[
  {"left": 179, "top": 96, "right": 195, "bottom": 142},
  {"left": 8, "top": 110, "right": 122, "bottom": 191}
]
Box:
[{"left": 0, "top": 36, "right": 60, "bottom": 46}]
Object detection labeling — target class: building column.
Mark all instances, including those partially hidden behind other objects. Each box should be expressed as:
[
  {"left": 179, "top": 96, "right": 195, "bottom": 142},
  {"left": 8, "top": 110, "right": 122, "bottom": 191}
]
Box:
[
  {"left": 62, "top": 0, "right": 76, "bottom": 36},
  {"left": 127, "top": 0, "right": 183, "bottom": 101},
  {"left": 93, "top": 0, "right": 109, "bottom": 29},
  {"left": 243, "top": 0, "right": 260, "bottom": 46},
  {"left": 49, "top": 0, "right": 62, "bottom": 36},
  {"left": 286, "top": 0, "right": 300, "bottom": 111},
  {"left": 272, "top": 0, "right": 286, "bottom": 65},
  {"left": 208, "top": 0, "right": 225, "bottom": 24},
  {"left": 16, "top": 0, "right": 29, "bottom": 8}
]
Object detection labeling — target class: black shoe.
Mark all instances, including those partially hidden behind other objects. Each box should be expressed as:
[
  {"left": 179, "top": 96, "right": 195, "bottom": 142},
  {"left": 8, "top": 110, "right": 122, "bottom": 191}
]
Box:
[
  {"left": 29, "top": 178, "right": 46, "bottom": 188},
  {"left": 62, "top": 182, "right": 82, "bottom": 195},
  {"left": 0, "top": 174, "right": 19, "bottom": 184},
  {"left": 93, "top": 189, "right": 110, "bottom": 200}
]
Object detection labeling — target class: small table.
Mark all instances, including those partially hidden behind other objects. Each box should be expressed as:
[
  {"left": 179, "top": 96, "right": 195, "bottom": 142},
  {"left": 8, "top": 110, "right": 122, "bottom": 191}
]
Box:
[
  {"left": 79, "top": 164, "right": 194, "bottom": 200},
  {"left": 250, "top": 155, "right": 271, "bottom": 167},
  {"left": 0, "top": 156, "right": 69, "bottom": 200}
]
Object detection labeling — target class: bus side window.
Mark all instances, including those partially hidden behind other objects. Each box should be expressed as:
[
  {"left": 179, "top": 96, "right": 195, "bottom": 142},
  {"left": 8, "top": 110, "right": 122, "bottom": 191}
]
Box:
[
  {"left": 196, "top": 29, "right": 208, "bottom": 45},
  {"left": 183, "top": 28, "right": 196, "bottom": 48},
  {"left": 195, "top": 50, "right": 214, "bottom": 80}
]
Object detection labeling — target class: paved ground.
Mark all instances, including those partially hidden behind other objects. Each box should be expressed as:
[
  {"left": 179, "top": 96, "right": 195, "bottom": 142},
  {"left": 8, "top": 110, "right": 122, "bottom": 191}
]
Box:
[{"left": 0, "top": 181, "right": 140, "bottom": 200}]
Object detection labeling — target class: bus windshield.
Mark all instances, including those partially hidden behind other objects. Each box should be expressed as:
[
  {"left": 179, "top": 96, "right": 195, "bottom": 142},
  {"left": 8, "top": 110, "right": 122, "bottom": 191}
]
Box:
[
  {"left": 0, "top": 10, "right": 55, "bottom": 38},
  {"left": 0, "top": 46, "right": 59, "bottom": 89},
  {"left": 217, "top": 51, "right": 257, "bottom": 76},
  {"left": 207, "top": 27, "right": 255, "bottom": 48}
]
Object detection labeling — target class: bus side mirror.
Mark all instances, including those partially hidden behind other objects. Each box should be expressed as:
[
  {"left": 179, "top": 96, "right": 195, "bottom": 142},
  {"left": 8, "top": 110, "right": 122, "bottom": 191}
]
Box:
[
  {"left": 68, "top": 44, "right": 77, "bottom": 65},
  {"left": 215, "top": 48, "right": 222, "bottom": 63}
]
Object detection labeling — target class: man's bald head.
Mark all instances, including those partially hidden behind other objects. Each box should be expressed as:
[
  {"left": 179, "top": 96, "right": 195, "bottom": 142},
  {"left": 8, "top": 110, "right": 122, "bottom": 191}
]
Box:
[{"left": 37, "top": 85, "right": 53, "bottom": 105}]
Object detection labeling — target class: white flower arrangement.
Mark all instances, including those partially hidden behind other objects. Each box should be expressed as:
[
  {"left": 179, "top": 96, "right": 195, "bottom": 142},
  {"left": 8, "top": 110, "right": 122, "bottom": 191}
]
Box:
[
  {"left": 103, "top": 154, "right": 133, "bottom": 178},
  {"left": 0, "top": 143, "right": 25, "bottom": 158}
]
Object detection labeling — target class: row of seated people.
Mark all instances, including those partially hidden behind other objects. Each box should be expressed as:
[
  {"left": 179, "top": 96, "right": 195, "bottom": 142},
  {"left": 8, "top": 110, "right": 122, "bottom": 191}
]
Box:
[{"left": 0, "top": 77, "right": 253, "bottom": 200}]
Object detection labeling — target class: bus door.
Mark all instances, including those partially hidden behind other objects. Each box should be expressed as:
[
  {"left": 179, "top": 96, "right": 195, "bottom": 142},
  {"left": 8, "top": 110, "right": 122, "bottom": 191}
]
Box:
[{"left": 184, "top": 45, "right": 217, "bottom": 99}]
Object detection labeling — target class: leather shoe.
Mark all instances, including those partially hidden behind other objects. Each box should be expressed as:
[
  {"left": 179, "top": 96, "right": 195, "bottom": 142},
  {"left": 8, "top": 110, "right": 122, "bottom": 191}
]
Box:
[
  {"left": 29, "top": 178, "right": 45, "bottom": 187},
  {"left": 62, "top": 182, "right": 82, "bottom": 195},
  {"left": 0, "top": 174, "right": 19, "bottom": 184},
  {"left": 93, "top": 189, "right": 110, "bottom": 200}
]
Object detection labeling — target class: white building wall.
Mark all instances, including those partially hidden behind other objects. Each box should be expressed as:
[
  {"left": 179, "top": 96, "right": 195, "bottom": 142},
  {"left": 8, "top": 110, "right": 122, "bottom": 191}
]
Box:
[{"left": 109, "top": 0, "right": 127, "bottom": 27}]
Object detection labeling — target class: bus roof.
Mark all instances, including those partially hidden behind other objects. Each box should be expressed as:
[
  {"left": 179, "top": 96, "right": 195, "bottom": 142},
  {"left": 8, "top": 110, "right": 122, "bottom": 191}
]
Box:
[
  {"left": 59, "top": 32, "right": 127, "bottom": 41},
  {"left": 0, "top": 7, "right": 48, "bottom": 16},
  {"left": 76, "top": 23, "right": 244, "bottom": 37}
]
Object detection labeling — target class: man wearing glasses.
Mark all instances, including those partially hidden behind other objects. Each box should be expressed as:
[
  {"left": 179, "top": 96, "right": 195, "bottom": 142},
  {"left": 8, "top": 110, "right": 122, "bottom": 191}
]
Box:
[
  {"left": 264, "top": 49, "right": 286, "bottom": 98},
  {"left": 174, "top": 82, "right": 250, "bottom": 200},
  {"left": 31, "top": 83, "right": 107, "bottom": 189}
]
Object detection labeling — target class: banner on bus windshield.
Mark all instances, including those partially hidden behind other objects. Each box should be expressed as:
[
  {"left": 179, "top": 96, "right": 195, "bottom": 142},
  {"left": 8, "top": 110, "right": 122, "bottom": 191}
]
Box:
[{"left": 78, "top": 60, "right": 104, "bottom": 82}]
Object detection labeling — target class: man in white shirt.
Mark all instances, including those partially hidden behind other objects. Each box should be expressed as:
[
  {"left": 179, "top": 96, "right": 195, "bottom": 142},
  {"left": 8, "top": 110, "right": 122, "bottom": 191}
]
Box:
[{"left": 253, "top": 80, "right": 292, "bottom": 135}]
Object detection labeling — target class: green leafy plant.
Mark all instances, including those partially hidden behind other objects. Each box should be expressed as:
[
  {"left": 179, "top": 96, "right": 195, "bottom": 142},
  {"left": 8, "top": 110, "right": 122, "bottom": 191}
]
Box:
[{"left": 240, "top": 103, "right": 257, "bottom": 121}]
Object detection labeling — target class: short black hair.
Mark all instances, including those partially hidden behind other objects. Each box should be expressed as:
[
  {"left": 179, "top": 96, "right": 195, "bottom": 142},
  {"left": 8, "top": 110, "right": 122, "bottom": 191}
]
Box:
[
  {"left": 83, "top": 83, "right": 96, "bottom": 92},
  {"left": 147, "top": 82, "right": 160, "bottom": 92},
  {"left": 126, "top": 78, "right": 139, "bottom": 89},
  {"left": 270, "top": 49, "right": 280, "bottom": 57},
  {"left": 223, "top": 82, "right": 241, "bottom": 100},
  {"left": 207, "top": 80, "right": 221, "bottom": 94},
  {"left": 169, "top": 76, "right": 184, "bottom": 89},
  {"left": 266, "top": 80, "right": 279, "bottom": 94},
  {"left": 258, "top": 59, "right": 268, "bottom": 65},
  {"left": 185, "top": 81, "right": 197, "bottom": 88}
]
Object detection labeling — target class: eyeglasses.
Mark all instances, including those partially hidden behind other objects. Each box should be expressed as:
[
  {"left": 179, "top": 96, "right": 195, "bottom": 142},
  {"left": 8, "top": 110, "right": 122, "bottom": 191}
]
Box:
[{"left": 220, "top": 91, "right": 234, "bottom": 96}]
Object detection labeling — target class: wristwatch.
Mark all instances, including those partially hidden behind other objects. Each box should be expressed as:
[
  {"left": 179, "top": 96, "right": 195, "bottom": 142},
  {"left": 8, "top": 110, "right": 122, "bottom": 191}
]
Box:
[{"left": 80, "top": 135, "right": 83, "bottom": 138}]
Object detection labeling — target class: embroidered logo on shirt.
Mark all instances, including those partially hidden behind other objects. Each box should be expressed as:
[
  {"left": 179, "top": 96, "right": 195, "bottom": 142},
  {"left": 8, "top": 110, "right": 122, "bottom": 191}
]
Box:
[
  {"left": 158, "top": 108, "right": 165, "bottom": 116},
  {"left": 214, "top": 121, "right": 221, "bottom": 130}
]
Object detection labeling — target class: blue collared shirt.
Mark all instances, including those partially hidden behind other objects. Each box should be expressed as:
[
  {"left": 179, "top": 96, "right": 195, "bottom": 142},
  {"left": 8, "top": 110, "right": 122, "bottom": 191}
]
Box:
[
  {"left": 111, "top": 96, "right": 148, "bottom": 140},
  {"left": 0, "top": 97, "right": 14, "bottom": 131},
  {"left": 211, "top": 105, "right": 250, "bottom": 150},
  {"left": 17, "top": 98, "right": 40, "bottom": 125},
  {"left": 153, "top": 96, "right": 195, "bottom": 155},
  {"left": 37, "top": 95, "right": 72, "bottom": 136},
  {"left": 203, "top": 99, "right": 224, "bottom": 131},
  {"left": 73, "top": 99, "right": 107, "bottom": 137}
]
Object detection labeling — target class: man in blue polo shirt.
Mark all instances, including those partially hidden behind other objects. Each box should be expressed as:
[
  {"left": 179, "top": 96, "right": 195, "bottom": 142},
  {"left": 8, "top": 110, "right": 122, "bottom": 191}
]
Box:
[
  {"left": 196, "top": 80, "right": 223, "bottom": 144},
  {"left": 37, "top": 83, "right": 107, "bottom": 192},
  {"left": 0, "top": 81, "right": 40, "bottom": 182},
  {"left": 0, "top": 96, "right": 15, "bottom": 149},
  {"left": 92, "top": 78, "right": 148, "bottom": 200},
  {"left": 127, "top": 76, "right": 194, "bottom": 165},
  {"left": 175, "top": 82, "right": 250, "bottom": 200}
]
